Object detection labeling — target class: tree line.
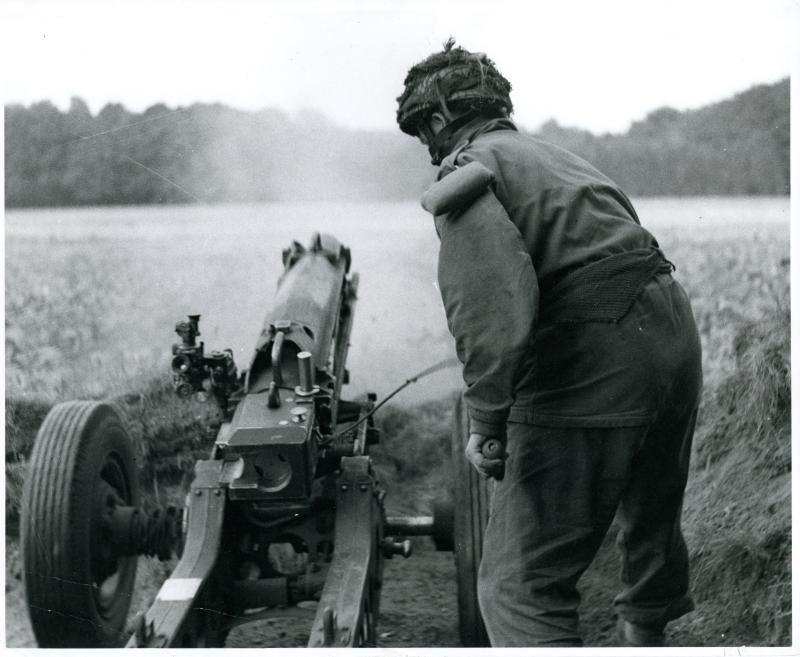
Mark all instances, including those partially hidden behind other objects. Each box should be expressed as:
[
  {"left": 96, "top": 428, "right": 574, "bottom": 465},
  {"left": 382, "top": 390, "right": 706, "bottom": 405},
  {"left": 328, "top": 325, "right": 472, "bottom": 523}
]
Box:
[{"left": 4, "top": 78, "right": 788, "bottom": 207}]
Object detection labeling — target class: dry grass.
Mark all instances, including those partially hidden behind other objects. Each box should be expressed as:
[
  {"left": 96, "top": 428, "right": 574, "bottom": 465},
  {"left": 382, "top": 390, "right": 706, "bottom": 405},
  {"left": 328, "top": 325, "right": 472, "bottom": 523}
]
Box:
[
  {"left": 5, "top": 376, "right": 219, "bottom": 532},
  {"left": 370, "top": 395, "right": 457, "bottom": 516},
  {"left": 682, "top": 278, "right": 790, "bottom": 645}
]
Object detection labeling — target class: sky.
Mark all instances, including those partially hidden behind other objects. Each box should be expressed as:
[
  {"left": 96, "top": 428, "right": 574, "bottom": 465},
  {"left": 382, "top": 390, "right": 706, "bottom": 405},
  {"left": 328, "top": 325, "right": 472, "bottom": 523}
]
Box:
[{"left": 1, "top": 0, "right": 796, "bottom": 134}]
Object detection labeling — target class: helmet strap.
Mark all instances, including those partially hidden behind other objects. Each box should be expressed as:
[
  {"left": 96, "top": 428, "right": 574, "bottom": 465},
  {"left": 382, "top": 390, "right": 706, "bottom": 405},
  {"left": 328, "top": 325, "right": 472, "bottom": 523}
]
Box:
[
  {"left": 417, "top": 121, "right": 436, "bottom": 146},
  {"left": 428, "top": 109, "right": 480, "bottom": 165}
]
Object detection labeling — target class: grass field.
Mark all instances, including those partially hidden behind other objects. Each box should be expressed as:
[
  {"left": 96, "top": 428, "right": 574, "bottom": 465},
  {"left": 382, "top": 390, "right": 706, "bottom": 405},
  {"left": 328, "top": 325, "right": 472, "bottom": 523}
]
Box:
[{"left": 5, "top": 198, "right": 791, "bottom": 646}]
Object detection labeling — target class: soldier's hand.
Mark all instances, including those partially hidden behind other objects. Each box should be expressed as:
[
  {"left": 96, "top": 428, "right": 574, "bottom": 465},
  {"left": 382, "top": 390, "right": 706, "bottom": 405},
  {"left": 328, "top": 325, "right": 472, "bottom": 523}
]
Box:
[{"left": 465, "top": 432, "right": 507, "bottom": 480}]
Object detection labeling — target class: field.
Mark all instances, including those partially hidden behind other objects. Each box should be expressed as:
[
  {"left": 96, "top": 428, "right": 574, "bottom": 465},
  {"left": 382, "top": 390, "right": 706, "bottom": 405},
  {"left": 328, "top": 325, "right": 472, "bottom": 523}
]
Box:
[{"left": 5, "top": 197, "right": 791, "bottom": 647}]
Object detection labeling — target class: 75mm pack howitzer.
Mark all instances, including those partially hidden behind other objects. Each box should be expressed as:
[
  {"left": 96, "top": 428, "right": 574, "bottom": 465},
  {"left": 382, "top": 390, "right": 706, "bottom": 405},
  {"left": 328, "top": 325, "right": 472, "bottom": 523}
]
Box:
[{"left": 20, "top": 234, "right": 492, "bottom": 648}]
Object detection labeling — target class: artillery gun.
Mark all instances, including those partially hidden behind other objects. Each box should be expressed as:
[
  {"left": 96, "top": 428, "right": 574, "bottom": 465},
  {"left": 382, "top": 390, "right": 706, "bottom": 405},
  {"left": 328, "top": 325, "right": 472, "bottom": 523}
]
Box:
[{"left": 20, "top": 233, "right": 491, "bottom": 648}]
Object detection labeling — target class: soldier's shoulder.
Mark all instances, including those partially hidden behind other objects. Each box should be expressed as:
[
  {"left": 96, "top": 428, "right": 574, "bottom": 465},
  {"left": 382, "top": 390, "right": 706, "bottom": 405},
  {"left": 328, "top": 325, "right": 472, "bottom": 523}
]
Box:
[{"left": 420, "top": 160, "right": 495, "bottom": 217}]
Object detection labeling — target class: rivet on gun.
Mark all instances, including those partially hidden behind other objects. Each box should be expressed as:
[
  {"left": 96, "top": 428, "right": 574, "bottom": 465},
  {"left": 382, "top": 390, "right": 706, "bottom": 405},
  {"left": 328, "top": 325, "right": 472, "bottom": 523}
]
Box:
[
  {"left": 359, "top": 484, "right": 368, "bottom": 492},
  {"left": 194, "top": 490, "right": 202, "bottom": 496},
  {"left": 340, "top": 484, "right": 349, "bottom": 492},
  {"left": 214, "top": 489, "right": 221, "bottom": 496}
]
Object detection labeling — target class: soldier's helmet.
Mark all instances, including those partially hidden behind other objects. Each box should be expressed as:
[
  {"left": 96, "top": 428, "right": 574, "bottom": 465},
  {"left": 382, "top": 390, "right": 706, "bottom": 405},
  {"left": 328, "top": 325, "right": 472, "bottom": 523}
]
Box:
[{"left": 396, "top": 38, "right": 513, "bottom": 136}]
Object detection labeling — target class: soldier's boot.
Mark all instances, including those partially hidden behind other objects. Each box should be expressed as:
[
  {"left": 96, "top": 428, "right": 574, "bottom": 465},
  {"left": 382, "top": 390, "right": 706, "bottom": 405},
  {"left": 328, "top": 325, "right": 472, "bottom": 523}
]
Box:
[{"left": 616, "top": 618, "right": 666, "bottom": 647}]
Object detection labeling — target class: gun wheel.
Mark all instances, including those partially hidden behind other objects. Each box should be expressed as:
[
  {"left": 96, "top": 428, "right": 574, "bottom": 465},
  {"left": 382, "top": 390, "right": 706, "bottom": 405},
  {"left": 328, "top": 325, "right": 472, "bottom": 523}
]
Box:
[
  {"left": 21, "top": 401, "right": 139, "bottom": 648},
  {"left": 451, "top": 393, "right": 491, "bottom": 647}
]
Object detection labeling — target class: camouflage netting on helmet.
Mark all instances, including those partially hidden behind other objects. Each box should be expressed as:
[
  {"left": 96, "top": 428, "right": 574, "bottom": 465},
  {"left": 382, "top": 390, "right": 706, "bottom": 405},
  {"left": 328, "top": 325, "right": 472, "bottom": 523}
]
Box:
[{"left": 396, "top": 38, "right": 513, "bottom": 136}]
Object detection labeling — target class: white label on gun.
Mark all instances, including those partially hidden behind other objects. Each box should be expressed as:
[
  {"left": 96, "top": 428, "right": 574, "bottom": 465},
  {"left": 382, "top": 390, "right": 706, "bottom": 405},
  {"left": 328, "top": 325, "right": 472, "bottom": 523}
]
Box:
[{"left": 157, "top": 577, "right": 202, "bottom": 601}]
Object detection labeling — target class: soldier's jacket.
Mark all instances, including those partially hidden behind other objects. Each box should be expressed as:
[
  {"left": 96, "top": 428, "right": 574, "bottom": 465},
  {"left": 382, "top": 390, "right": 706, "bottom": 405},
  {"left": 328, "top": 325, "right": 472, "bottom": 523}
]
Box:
[{"left": 423, "top": 118, "right": 699, "bottom": 436}]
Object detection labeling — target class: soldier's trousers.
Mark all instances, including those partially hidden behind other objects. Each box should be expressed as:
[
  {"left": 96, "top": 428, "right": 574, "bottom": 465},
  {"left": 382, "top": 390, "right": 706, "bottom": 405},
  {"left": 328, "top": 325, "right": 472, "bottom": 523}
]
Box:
[{"left": 477, "top": 276, "right": 701, "bottom": 647}]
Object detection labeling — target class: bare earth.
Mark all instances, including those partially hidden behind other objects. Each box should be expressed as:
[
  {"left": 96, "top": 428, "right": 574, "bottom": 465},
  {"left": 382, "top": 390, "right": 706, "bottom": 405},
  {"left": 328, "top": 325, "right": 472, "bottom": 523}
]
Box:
[{"left": 6, "top": 533, "right": 715, "bottom": 648}]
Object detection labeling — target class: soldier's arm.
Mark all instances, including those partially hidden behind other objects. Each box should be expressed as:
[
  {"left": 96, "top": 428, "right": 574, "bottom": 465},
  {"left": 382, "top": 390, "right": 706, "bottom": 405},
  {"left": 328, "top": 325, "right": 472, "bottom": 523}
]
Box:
[{"left": 423, "top": 162, "right": 539, "bottom": 437}]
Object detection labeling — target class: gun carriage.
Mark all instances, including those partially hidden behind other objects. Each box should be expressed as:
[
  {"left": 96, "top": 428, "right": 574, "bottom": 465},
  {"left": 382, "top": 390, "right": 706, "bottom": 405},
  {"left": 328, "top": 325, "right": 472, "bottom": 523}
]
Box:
[{"left": 20, "top": 233, "right": 491, "bottom": 648}]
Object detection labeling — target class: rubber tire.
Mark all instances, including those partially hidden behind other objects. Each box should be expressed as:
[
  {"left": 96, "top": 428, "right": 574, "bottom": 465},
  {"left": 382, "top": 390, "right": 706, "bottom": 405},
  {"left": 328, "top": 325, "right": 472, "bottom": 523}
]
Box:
[
  {"left": 451, "top": 393, "right": 491, "bottom": 647},
  {"left": 21, "top": 401, "right": 139, "bottom": 647}
]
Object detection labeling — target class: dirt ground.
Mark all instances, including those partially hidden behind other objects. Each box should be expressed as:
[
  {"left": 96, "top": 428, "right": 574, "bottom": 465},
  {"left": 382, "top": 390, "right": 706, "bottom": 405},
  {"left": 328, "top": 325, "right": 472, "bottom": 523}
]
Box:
[
  {"left": 4, "top": 530, "right": 724, "bottom": 649},
  {"left": 6, "top": 535, "right": 460, "bottom": 649}
]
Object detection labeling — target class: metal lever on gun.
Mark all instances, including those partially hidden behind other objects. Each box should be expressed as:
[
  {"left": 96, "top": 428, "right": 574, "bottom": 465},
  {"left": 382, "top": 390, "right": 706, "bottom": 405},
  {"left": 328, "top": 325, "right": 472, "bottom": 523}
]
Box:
[
  {"left": 268, "top": 330, "right": 285, "bottom": 408},
  {"left": 295, "top": 351, "right": 320, "bottom": 397}
]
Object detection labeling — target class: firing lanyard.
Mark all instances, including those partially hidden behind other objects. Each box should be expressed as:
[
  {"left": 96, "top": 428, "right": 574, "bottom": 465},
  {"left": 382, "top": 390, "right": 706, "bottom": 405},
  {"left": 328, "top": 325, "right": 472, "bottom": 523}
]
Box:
[{"left": 329, "top": 357, "right": 461, "bottom": 439}]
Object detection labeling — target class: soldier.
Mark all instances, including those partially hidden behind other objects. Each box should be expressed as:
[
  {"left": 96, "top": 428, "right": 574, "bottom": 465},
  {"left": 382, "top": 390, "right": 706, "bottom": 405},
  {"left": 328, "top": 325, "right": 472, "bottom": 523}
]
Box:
[{"left": 396, "top": 40, "right": 702, "bottom": 648}]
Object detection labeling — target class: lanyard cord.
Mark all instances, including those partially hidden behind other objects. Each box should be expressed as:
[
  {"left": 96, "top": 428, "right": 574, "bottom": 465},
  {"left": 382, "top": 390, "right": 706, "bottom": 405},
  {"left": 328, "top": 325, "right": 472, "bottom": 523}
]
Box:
[{"left": 329, "top": 357, "right": 460, "bottom": 440}]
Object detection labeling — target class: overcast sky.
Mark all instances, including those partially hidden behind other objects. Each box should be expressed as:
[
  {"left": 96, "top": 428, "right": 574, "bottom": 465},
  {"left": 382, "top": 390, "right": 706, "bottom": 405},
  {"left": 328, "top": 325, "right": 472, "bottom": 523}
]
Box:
[{"left": 2, "top": 0, "right": 796, "bottom": 134}]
